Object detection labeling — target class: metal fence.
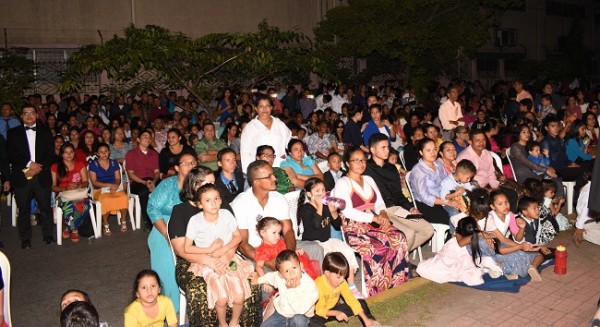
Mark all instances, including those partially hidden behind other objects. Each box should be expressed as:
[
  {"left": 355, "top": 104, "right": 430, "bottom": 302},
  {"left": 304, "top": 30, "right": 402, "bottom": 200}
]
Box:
[{"left": 24, "top": 48, "right": 99, "bottom": 95}]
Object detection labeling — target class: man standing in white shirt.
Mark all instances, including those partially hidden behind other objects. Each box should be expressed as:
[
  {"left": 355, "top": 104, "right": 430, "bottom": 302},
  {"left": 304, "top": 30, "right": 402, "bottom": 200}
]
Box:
[{"left": 438, "top": 86, "right": 464, "bottom": 141}]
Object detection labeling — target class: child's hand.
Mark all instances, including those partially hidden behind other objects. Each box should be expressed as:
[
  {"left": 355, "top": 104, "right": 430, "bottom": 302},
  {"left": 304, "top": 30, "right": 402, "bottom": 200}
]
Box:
[
  {"left": 333, "top": 310, "right": 349, "bottom": 322},
  {"left": 516, "top": 217, "right": 527, "bottom": 229},
  {"left": 542, "top": 148, "right": 549, "bottom": 157},
  {"left": 364, "top": 318, "right": 380, "bottom": 327},
  {"left": 540, "top": 246, "right": 551, "bottom": 255},
  {"left": 262, "top": 284, "right": 274, "bottom": 293},
  {"left": 209, "top": 238, "right": 224, "bottom": 251},
  {"left": 250, "top": 272, "right": 259, "bottom": 285}
]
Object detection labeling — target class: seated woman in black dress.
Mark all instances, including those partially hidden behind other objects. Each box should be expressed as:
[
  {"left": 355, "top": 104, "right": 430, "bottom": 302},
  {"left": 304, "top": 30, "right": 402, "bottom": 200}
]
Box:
[{"left": 168, "top": 166, "right": 261, "bottom": 326}]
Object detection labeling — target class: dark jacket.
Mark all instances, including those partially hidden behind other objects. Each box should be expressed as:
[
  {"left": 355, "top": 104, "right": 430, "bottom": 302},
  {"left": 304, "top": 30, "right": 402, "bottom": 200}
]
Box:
[
  {"left": 364, "top": 159, "right": 413, "bottom": 210},
  {"left": 323, "top": 169, "right": 346, "bottom": 191},
  {"left": 6, "top": 124, "right": 55, "bottom": 188},
  {"left": 0, "top": 135, "right": 9, "bottom": 181},
  {"left": 215, "top": 171, "right": 245, "bottom": 205}
]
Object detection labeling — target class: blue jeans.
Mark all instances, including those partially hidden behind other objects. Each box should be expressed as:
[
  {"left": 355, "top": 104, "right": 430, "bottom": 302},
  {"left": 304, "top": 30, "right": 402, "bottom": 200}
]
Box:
[{"left": 261, "top": 310, "right": 309, "bottom": 327}]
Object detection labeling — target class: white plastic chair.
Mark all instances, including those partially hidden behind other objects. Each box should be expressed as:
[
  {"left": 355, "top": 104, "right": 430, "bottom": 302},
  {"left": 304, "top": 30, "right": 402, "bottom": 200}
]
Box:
[
  {"left": 284, "top": 190, "right": 303, "bottom": 238},
  {"left": 123, "top": 160, "right": 142, "bottom": 230},
  {"left": 10, "top": 194, "right": 16, "bottom": 227},
  {"left": 89, "top": 164, "right": 138, "bottom": 237},
  {"left": 0, "top": 251, "right": 12, "bottom": 327},
  {"left": 399, "top": 150, "right": 407, "bottom": 170},
  {"left": 317, "top": 161, "right": 329, "bottom": 174},
  {"left": 165, "top": 228, "right": 187, "bottom": 325},
  {"left": 490, "top": 152, "right": 503, "bottom": 172},
  {"left": 54, "top": 192, "right": 98, "bottom": 245},
  {"left": 562, "top": 181, "right": 575, "bottom": 215},
  {"left": 405, "top": 171, "right": 448, "bottom": 253}
]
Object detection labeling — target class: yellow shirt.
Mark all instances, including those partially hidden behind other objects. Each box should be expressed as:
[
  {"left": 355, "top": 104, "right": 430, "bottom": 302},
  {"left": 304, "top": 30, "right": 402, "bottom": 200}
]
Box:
[
  {"left": 124, "top": 295, "right": 177, "bottom": 327},
  {"left": 314, "top": 275, "right": 362, "bottom": 318}
]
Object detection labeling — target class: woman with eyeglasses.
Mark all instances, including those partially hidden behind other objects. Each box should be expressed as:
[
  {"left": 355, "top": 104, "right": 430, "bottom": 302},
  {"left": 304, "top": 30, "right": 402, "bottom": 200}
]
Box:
[
  {"left": 256, "top": 145, "right": 295, "bottom": 194},
  {"left": 146, "top": 153, "right": 198, "bottom": 314},
  {"left": 452, "top": 125, "right": 470, "bottom": 154},
  {"left": 168, "top": 166, "right": 262, "bottom": 326},
  {"left": 331, "top": 146, "right": 410, "bottom": 296}
]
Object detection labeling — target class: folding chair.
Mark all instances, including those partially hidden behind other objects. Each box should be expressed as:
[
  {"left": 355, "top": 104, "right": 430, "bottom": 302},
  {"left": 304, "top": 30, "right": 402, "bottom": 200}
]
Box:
[{"left": 0, "top": 251, "right": 12, "bottom": 327}]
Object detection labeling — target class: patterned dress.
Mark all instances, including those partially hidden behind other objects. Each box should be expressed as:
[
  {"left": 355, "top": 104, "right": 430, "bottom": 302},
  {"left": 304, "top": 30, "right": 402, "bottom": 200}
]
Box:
[{"left": 343, "top": 182, "right": 410, "bottom": 296}]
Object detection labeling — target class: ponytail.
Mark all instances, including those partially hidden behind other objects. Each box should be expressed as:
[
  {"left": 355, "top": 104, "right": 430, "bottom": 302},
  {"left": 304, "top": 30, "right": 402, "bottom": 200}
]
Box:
[{"left": 297, "top": 189, "right": 307, "bottom": 237}]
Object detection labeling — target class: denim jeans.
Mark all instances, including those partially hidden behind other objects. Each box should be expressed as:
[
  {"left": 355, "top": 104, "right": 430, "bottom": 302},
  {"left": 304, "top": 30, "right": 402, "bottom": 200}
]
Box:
[{"left": 261, "top": 310, "right": 309, "bottom": 327}]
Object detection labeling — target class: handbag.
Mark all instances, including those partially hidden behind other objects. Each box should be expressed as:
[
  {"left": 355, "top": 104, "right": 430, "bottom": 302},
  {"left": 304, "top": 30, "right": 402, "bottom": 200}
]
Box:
[{"left": 59, "top": 188, "right": 88, "bottom": 202}]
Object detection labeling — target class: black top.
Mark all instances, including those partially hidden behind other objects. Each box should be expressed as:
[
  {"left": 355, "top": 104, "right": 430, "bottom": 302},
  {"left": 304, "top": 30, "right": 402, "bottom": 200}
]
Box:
[
  {"left": 403, "top": 143, "right": 419, "bottom": 171},
  {"left": 364, "top": 159, "right": 413, "bottom": 210},
  {"left": 159, "top": 144, "right": 197, "bottom": 175},
  {"left": 342, "top": 119, "right": 363, "bottom": 148},
  {"left": 0, "top": 135, "right": 9, "bottom": 180},
  {"left": 298, "top": 203, "right": 341, "bottom": 242}
]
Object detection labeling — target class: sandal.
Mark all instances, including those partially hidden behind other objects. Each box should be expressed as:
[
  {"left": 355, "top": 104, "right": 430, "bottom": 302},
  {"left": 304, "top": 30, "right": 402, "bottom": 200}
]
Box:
[
  {"left": 120, "top": 220, "right": 128, "bottom": 232},
  {"left": 62, "top": 228, "right": 71, "bottom": 239},
  {"left": 103, "top": 224, "right": 112, "bottom": 236},
  {"left": 70, "top": 229, "right": 80, "bottom": 243}
]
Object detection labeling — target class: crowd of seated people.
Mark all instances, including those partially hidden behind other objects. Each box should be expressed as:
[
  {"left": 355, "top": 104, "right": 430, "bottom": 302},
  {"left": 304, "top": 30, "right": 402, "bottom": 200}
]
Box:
[{"left": 1, "top": 79, "right": 599, "bottom": 326}]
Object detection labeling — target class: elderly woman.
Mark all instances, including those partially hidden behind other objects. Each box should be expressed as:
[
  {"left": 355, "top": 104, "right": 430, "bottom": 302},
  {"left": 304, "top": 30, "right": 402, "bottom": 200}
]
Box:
[
  {"left": 51, "top": 143, "right": 91, "bottom": 243},
  {"left": 147, "top": 152, "right": 198, "bottom": 314},
  {"left": 240, "top": 95, "right": 291, "bottom": 173},
  {"left": 280, "top": 139, "right": 324, "bottom": 189},
  {"left": 409, "top": 138, "right": 459, "bottom": 225},
  {"left": 332, "top": 147, "right": 410, "bottom": 296},
  {"left": 168, "top": 166, "right": 261, "bottom": 327},
  {"left": 88, "top": 143, "right": 129, "bottom": 236}
]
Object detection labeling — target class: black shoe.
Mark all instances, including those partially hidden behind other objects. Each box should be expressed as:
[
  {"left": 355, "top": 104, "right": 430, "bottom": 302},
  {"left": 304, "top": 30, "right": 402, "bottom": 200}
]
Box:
[
  {"left": 21, "top": 240, "right": 31, "bottom": 249},
  {"left": 43, "top": 236, "right": 55, "bottom": 245}
]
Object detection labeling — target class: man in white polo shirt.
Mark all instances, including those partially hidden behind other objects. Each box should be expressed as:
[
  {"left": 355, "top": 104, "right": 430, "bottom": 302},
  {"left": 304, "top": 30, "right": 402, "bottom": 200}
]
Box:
[
  {"left": 438, "top": 86, "right": 464, "bottom": 141},
  {"left": 232, "top": 160, "right": 323, "bottom": 269}
]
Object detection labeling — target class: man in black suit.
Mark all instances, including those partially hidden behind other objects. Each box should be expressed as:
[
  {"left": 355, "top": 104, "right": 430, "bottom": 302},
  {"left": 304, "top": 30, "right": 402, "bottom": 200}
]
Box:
[
  {"left": 4, "top": 105, "right": 56, "bottom": 249},
  {"left": 0, "top": 134, "right": 9, "bottom": 247},
  {"left": 214, "top": 148, "right": 245, "bottom": 205}
]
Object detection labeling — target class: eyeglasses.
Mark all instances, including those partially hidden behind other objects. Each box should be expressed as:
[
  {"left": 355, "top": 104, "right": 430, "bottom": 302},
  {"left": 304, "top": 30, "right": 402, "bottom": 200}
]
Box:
[
  {"left": 255, "top": 174, "right": 274, "bottom": 180},
  {"left": 22, "top": 111, "right": 36, "bottom": 116},
  {"left": 348, "top": 159, "right": 367, "bottom": 164},
  {"left": 259, "top": 154, "right": 276, "bottom": 158},
  {"left": 179, "top": 161, "right": 197, "bottom": 167}
]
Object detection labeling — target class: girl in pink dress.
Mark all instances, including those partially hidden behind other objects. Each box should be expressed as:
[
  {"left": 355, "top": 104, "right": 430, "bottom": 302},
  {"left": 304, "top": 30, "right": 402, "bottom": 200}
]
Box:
[{"left": 183, "top": 184, "right": 253, "bottom": 327}]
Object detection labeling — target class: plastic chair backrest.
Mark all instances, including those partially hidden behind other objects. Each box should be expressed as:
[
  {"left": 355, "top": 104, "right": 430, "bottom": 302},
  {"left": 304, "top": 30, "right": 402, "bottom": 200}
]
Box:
[
  {"left": 490, "top": 152, "right": 503, "bottom": 173},
  {"left": 399, "top": 150, "right": 407, "bottom": 170},
  {"left": 317, "top": 161, "right": 329, "bottom": 174},
  {"left": 505, "top": 147, "right": 517, "bottom": 182},
  {"left": 0, "top": 251, "right": 12, "bottom": 327},
  {"left": 405, "top": 170, "right": 418, "bottom": 208}
]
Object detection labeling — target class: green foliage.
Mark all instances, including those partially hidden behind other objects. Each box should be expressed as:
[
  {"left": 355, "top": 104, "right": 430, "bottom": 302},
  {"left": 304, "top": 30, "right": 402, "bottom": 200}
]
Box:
[
  {"left": 314, "top": 0, "right": 522, "bottom": 88},
  {"left": 60, "top": 22, "right": 329, "bottom": 108},
  {"left": 0, "top": 48, "right": 34, "bottom": 108}
]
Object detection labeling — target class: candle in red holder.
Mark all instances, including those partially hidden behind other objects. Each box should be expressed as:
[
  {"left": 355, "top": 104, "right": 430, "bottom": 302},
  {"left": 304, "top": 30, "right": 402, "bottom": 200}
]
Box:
[{"left": 554, "top": 243, "right": 567, "bottom": 274}]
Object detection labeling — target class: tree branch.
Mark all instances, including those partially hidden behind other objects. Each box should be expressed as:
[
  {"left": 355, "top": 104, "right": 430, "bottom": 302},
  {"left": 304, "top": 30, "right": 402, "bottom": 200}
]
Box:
[{"left": 427, "top": 3, "right": 461, "bottom": 23}]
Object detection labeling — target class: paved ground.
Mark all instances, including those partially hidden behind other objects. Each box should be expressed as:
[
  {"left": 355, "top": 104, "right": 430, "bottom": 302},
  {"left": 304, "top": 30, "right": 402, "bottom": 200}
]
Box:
[{"left": 1, "top": 198, "right": 598, "bottom": 327}]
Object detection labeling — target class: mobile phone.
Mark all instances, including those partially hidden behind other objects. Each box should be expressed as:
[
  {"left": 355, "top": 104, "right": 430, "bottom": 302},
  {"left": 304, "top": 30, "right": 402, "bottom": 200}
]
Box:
[
  {"left": 406, "top": 214, "right": 425, "bottom": 220},
  {"left": 307, "top": 94, "right": 314, "bottom": 99},
  {"left": 251, "top": 89, "right": 258, "bottom": 93},
  {"left": 536, "top": 104, "right": 542, "bottom": 111},
  {"left": 270, "top": 93, "right": 277, "bottom": 98}
]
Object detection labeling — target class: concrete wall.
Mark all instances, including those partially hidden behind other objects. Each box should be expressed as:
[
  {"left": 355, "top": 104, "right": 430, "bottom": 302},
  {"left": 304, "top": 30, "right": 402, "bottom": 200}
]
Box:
[{"left": 0, "top": 0, "right": 331, "bottom": 48}]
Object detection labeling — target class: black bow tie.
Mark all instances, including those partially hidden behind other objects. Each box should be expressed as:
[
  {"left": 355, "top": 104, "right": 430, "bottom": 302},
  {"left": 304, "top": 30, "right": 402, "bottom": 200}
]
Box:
[{"left": 25, "top": 126, "right": 36, "bottom": 131}]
